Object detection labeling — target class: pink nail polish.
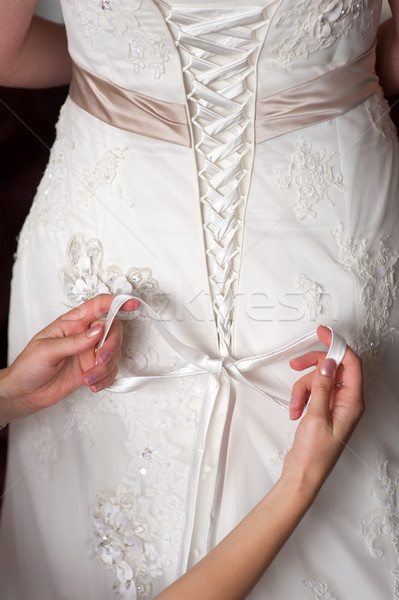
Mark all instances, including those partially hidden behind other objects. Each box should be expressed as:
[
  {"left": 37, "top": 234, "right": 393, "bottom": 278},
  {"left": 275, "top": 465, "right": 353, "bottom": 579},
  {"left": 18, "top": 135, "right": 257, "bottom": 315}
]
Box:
[{"left": 320, "top": 358, "right": 336, "bottom": 377}]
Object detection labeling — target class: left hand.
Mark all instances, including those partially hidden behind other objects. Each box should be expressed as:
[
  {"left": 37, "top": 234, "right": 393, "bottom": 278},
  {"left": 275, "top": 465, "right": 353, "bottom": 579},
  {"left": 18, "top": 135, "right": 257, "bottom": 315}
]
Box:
[
  {"left": 282, "top": 325, "right": 364, "bottom": 489},
  {"left": 0, "top": 294, "right": 139, "bottom": 422}
]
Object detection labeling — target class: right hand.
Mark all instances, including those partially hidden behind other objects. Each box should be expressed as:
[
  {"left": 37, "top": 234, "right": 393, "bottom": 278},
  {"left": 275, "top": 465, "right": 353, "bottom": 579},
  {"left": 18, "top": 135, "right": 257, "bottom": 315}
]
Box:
[{"left": 282, "top": 325, "right": 365, "bottom": 489}]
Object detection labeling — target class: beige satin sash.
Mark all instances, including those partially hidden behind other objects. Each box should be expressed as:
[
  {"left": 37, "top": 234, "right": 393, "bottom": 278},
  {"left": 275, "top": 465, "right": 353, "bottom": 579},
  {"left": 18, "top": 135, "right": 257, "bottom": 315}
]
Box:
[
  {"left": 255, "top": 43, "right": 378, "bottom": 143},
  {"left": 69, "top": 44, "right": 378, "bottom": 147},
  {"left": 69, "top": 62, "right": 192, "bottom": 147}
]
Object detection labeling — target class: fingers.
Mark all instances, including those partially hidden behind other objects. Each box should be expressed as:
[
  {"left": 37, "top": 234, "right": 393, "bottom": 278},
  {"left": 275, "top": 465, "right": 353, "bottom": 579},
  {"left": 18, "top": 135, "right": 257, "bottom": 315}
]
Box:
[
  {"left": 289, "top": 371, "right": 313, "bottom": 420},
  {"left": 81, "top": 317, "right": 124, "bottom": 392},
  {"left": 56, "top": 294, "right": 140, "bottom": 337},
  {"left": 307, "top": 358, "right": 337, "bottom": 424}
]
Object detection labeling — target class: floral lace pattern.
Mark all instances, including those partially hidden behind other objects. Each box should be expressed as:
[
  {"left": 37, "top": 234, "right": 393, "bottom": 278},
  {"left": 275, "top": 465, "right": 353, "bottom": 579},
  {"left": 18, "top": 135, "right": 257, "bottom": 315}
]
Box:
[
  {"left": 66, "top": 0, "right": 169, "bottom": 78},
  {"left": 332, "top": 224, "right": 399, "bottom": 375},
  {"left": 16, "top": 126, "right": 73, "bottom": 259},
  {"left": 275, "top": 137, "right": 345, "bottom": 220},
  {"left": 85, "top": 376, "right": 206, "bottom": 598},
  {"left": 296, "top": 273, "right": 323, "bottom": 320},
  {"left": 59, "top": 233, "right": 167, "bottom": 311},
  {"left": 303, "top": 579, "right": 337, "bottom": 599},
  {"left": 361, "top": 461, "right": 399, "bottom": 599},
  {"left": 77, "top": 147, "right": 131, "bottom": 207},
  {"left": 366, "top": 87, "right": 398, "bottom": 142},
  {"left": 272, "top": 0, "right": 374, "bottom": 68}
]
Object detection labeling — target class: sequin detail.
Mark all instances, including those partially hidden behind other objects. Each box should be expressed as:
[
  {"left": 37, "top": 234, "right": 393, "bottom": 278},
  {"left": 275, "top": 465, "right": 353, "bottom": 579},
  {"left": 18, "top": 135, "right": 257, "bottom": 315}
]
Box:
[
  {"left": 84, "top": 376, "right": 205, "bottom": 598},
  {"left": 296, "top": 273, "right": 323, "bottom": 320},
  {"left": 67, "top": 0, "right": 169, "bottom": 78},
  {"left": 16, "top": 113, "right": 73, "bottom": 259},
  {"left": 273, "top": 0, "right": 374, "bottom": 68},
  {"left": 332, "top": 224, "right": 399, "bottom": 375},
  {"left": 361, "top": 462, "right": 399, "bottom": 599},
  {"left": 77, "top": 147, "right": 130, "bottom": 207},
  {"left": 275, "top": 137, "right": 345, "bottom": 220},
  {"left": 59, "top": 233, "right": 167, "bottom": 311},
  {"left": 366, "top": 87, "right": 398, "bottom": 142}
]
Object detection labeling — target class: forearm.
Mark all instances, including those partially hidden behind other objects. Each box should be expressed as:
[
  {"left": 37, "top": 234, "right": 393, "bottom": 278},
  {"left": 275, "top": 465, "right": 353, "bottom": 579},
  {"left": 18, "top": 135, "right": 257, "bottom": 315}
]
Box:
[
  {"left": 155, "top": 475, "right": 317, "bottom": 600},
  {"left": 0, "top": 3, "right": 72, "bottom": 88}
]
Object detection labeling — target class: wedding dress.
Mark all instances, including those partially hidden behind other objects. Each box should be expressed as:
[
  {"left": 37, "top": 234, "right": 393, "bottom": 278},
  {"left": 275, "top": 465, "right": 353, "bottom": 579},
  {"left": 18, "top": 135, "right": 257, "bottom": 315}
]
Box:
[{"left": 1, "top": 0, "right": 399, "bottom": 598}]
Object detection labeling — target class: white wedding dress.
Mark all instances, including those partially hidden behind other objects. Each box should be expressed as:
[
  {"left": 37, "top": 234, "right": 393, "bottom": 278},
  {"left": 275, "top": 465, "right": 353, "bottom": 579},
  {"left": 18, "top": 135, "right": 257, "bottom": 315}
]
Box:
[{"left": 1, "top": 0, "right": 399, "bottom": 598}]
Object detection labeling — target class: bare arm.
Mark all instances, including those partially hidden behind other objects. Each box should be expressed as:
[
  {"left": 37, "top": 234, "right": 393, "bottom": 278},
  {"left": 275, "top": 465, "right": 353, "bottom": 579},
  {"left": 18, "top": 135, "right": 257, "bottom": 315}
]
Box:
[
  {"left": 0, "top": 0, "right": 71, "bottom": 88},
  {"left": 154, "top": 327, "right": 364, "bottom": 600},
  {"left": 376, "top": 0, "right": 399, "bottom": 96}
]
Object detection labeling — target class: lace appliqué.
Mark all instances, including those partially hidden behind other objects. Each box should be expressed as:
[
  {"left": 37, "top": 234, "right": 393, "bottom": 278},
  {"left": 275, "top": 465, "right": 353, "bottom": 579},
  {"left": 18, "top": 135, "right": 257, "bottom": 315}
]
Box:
[
  {"left": 77, "top": 147, "right": 131, "bottom": 207},
  {"left": 67, "top": 0, "right": 169, "bottom": 78},
  {"left": 268, "top": 434, "right": 295, "bottom": 465},
  {"left": 276, "top": 137, "right": 345, "bottom": 220},
  {"left": 273, "top": 0, "right": 374, "bottom": 68},
  {"left": 25, "top": 412, "right": 60, "bottom": 482},
  {"left": 332, "top": 224, "right": 399, "bottom": 374},
  {"left": 86, "top": 376, "right": 206, "bottom": 598},
  {"left": 59, "top": 233, "right": 167, "bottom": 311},
  {"left": 16, "top": 128, "right": 73, "bottom": 259},
  {"left": 366, "top": 87, "right": 398, "bottom": 142},
  {"left": 303, "top": 579, "right": 337, "bottom": 599},
  {"left": 296, "top": 273, "right": 323, "bottom": 320},
  {"left": 361, "top": 461, "right": 399, "bottom": 599}
]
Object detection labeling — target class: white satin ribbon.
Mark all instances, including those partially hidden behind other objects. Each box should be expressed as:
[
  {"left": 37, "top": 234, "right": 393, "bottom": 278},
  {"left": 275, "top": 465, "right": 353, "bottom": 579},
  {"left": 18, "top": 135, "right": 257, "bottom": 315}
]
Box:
[{"left": 98, "top": 294, "right": 346, "bottom": 575}]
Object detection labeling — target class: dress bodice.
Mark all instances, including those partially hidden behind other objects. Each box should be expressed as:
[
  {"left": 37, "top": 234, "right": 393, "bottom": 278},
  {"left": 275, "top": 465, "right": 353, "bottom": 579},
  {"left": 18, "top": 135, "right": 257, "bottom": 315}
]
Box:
[{"left": 62, "top": 0, "right": 381, "bottom": 101}]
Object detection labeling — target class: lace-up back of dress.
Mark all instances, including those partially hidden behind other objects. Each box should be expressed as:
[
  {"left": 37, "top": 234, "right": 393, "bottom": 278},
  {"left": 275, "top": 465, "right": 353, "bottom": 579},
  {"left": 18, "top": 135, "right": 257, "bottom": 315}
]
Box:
[{"left": 156, "top": 1, "right": 273, "bottom": 355}]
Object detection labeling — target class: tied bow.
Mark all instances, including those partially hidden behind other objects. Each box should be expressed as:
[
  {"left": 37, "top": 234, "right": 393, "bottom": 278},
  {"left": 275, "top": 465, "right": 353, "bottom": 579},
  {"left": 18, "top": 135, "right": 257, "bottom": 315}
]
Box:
[{"left": 98, "top": 294, "right": 346, "bottom": 578}]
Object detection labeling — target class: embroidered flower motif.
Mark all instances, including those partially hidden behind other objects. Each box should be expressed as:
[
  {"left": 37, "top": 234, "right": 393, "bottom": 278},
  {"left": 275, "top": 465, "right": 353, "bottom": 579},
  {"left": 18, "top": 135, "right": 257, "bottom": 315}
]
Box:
[
  {"left": 366, "top": 87, "right": 398, "bottom": 142},
  {"left": 77, "top": 147, "right": 130, "bottom": 207},
  {"left": 276, "top": 137, "right": 345, "bottom": 220},
  {"left": 67, "top": 0, "right": 169, "bottom": 78},
  {"left": 273, "top": 0, "right": 374, "bottom": 68},
  {"left": 296, "top": 273, "right": 323, "bottom": 320},
  {"left": 361, "top": 462, "right": 399, "bottom": 598},
  {"left": 332, "top": 224, "right": 399, "bottom": 376},
  {"left": 16, "top": 117, "right": 74, "bottom": 259},
  {"left": 87, "top": 493, "right": 153, "bottom": 598},
  {"left": 59, "top": 233, "right": 167, "bottom": 311},
  {"left": 83, "top": 376, "right": 205, "bottom": 598},
  {"left": 303, "top": 578, "right": 337, "bottom": 599}
]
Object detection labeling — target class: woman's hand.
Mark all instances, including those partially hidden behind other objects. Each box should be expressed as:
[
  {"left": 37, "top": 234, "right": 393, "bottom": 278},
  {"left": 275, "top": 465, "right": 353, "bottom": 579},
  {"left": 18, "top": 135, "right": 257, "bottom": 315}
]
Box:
[
  {"left": 0, "top": 294, "right": 139, "bottom": 423},
  {"left": 282, "top": 325, "right": 364, "bottom": 489}
]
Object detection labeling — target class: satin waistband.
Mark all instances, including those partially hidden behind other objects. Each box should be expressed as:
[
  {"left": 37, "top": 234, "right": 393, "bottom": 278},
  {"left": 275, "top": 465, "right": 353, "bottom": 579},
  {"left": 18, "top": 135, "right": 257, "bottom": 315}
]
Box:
[{"left": 69, "top": 43, "right": 378, "bottom": 146}]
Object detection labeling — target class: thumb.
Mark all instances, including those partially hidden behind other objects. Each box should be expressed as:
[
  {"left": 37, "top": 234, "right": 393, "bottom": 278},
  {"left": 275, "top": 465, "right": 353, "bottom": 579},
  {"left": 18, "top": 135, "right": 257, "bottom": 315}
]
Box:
[
  {"left": 42, "top": 322, "right": 104, "bottom": 365},
  {"left": 308, "top": 358, "right": 337, "bottom": 422}
]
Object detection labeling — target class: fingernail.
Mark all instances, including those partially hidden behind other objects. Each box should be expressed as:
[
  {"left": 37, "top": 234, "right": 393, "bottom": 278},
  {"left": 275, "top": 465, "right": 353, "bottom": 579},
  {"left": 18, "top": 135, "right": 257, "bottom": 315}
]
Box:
[
  {"left": 289, "top": 394, "right": 299, "bottom": 420},
  {"left": 320, "top": 358, "right": 336, "bottom": 377},
  {"left": 90, "top": 382, "right": 102, "bottom": 393},
  {"left": 86, "top": 373, "right": 98, "bottom": 385},
  {"left": 99, "top": 351, "right": 113, "bottom": 365},
  {"left": 87, "top": 323, "right": 102, "bottom": 338}
]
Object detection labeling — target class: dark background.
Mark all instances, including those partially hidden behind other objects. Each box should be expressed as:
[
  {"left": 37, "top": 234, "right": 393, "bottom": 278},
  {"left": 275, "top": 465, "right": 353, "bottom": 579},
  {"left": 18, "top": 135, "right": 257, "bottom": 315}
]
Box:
[{"left": 0, "top": 88, "right": 398, "bottom": 512}]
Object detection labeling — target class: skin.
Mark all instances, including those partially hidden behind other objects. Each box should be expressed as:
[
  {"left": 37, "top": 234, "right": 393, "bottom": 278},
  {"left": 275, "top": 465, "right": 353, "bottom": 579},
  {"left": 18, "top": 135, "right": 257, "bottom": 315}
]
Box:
[
  {"left": 153, "top": 326, "right": 364, "bottom": 600},
  {"left": 0, "top": 294, "right": 139, "bottom": 424},
  {"left": 376, "top": 1, "right": 399, "bottom": 97}
]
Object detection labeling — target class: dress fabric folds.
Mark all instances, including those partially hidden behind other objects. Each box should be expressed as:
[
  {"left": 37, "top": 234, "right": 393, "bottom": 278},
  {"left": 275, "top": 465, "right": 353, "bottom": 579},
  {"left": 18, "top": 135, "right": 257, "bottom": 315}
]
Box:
[{"left": 1, "top": 1, "right": 399, "bottom": 599}]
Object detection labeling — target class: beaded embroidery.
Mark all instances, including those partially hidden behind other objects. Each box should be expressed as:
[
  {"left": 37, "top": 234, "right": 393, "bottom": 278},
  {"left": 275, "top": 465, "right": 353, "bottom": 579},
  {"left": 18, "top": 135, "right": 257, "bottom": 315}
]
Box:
[
  {"left": 361, "top": 461, "right": 399, "bottom": 599},
  {"left": 66, "top": 0, "right": 169, "bottom": 78},
  {"left": 276, "top": 137, "right": 345, "bottom": 220},
  {"left": 366, "top": 87, "right": 398, "bottom": 142},
  {"left": 332, "top": 224, "right": 399, "bottom": 375},
  {"left": 85, "top": 376, "right": 206, "bottom": 598},
  {"left": 296, "top": 273, "right": 323, "bottom": 320},
  {"left": 77, "top": 147, "right": 130, "bottom": 207},
  {"left": 272, "top": 0, "right": 374, "bottom": 68}
]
